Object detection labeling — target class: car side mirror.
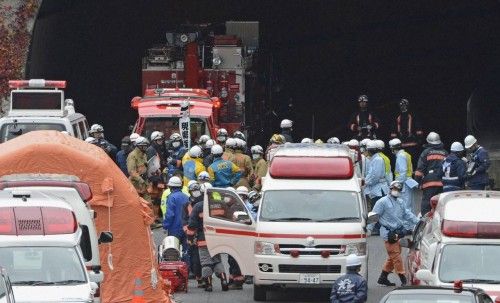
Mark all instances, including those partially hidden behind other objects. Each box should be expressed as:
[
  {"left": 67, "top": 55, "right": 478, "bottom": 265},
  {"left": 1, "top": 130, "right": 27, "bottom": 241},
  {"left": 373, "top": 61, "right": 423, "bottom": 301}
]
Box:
[
  {"left": 415, "top": 269, "right": 433, "bottom": 282},
  {"left": 98, "top": 231, "right": 113, "bottom": 244},
  {"left": 366, "top": 211, "right": 379, "bottom": 224},
  {"left": 399, "top": 238, "right": 413, "bottom": 248}
]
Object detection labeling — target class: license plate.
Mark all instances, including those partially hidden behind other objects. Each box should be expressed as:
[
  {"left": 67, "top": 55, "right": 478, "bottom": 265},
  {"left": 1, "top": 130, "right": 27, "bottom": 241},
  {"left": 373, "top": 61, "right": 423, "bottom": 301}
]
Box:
[{"left": 299, "top": 274, "right": 320, "bottom": 284}]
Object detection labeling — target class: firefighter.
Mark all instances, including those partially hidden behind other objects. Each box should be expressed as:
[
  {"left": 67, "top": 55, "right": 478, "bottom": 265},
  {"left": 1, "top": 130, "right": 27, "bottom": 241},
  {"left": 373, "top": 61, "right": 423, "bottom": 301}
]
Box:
[
  {"left": 183, "top": 182, "right": 204, "bottom": 287},
  {"left": 265, "top": 134, "right": 285, "bottom": 161},
  {"left": 166, "top": 133, "right": 187, "bottom": 179},
  {"left": 222, "top": 138, "right": 237, "bottom": 162},
  {"left": 216, "top": 128, "right": 228, "bottom": 146},
  {"left": 233, "top": 130, "right": 246, "bottom": 142},
  {"left": 301, "top": 138, "right": 314, "bottom": 143},
  {"left": 202, "top": 139, "right": 216, "bottom": 167},
  {"left": 126, "top": 136, "right": 151, "bottom": 203},
  {"left": 129, "top": 132, "right": 140, "bottom": 145},
  {"left": 348, "top": 95, "right": 380, "bottom": 140},
  {"left": 390, "top": 98, "right": 423, "bottom": 166},
  {"left": 197, "top": 171, "right": 211, "bottom": 185},
  {"left": 147, "top": 131, "right": 168, "bottom": 226},
  {"left": 88, "top": 124, "right": 118, "bottom": 157},
  {"left": 415, "top": 132, "right": 447, "bottom": 215},
  {"left": 250, "top": 145, "right": 268, "bottom": 191},
  {"left": 389, "top": 138, "right": 414, "bottom": 213},
  {"left": 330, "top": 254, "right": 367, "bottom": 303},
  {"left": 280, "top": 119, "right": 294, "bottom": 143},
  {"left": 147, "top": 131, "right": 169, "bottom": 168},
  {"left": 233, "top": 139, "right": 253, "bottom": 188},
  {"left": 198, "top": 134, "right": 211, "bottom": 146},
  {"left": 115, "top": 136, "right": 132, "bottom": 176},
  {"left": 442, "top": 142, "right": 467, "bottom": 192},
  {"left": 208, "top": 145, "right": 242, "bottom": 187},
  {"left": 370, "top": 181, "right": 419, "bottom": 287},
  {"left": 464, "top": 135, "right": 491, "bottom": 190},
  {"left": 327, "top": 137, "right": 341, "bottom": 144},
  {"left": 182, "top": 145, "right": 206, "bottom": 186}
]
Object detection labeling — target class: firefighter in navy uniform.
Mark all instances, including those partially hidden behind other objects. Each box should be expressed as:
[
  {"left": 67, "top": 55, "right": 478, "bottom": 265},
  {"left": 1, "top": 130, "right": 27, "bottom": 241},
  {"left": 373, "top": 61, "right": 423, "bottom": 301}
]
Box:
[
  {"left": 442, "top": 142, "right": 467, "bottom": 192},
  {"left": 348, "top": 95, "right": 380, "bottom": 140},
  {"left": 390, "top": 98, "right": 423, "bottom": 166},
  {"left": 464, "top": 135, "right": 491, "bottom": 190},
  {"left": 279, "top": 119, "right": 294, "bottom": 143}
]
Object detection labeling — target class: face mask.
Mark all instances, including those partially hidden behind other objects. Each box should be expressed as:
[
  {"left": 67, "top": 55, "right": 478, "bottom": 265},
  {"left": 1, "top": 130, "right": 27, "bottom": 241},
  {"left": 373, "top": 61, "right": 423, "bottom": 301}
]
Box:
[
  {"left": 252, "top": 154, "right": 260, "bottom": 160},
  {"left": 217, "top": 136, "right": 226, "bottom": 142},
  {"left": 172, "top": 141, "right": 181, "bottom": 148},
  {"left": 192, "top": 191, "right": 201, "bottom": 198},
  {"left": 391, "top": 190, "right": 400, "bottom": 198}
]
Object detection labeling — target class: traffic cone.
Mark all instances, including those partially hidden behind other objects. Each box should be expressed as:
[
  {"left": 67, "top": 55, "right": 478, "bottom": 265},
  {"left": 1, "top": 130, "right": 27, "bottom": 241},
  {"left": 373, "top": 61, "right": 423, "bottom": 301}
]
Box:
[{"left": 131, "top": 273, "right": 146, "bottom": 303}]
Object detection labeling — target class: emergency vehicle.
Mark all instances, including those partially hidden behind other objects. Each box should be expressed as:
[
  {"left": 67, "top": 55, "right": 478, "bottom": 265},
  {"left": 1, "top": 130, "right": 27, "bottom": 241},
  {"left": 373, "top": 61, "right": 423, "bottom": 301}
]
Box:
[
  {"left": 133, "top": 21, "right": 264, "bottom": 144},
  {"left": 0, "top": 190, "right": 98, "bottom": 303},
  {"left": 0, "top": 79, "right": 89, "bottom": 142},
  {"left": 203, "top": 144, "right": 368, "bottom": 301},
  {"left": 403, "top": 191, "right": 500, "bottom": 300},
  {"left": 0, "top": 267, "right": 15, "bottom": 303}
]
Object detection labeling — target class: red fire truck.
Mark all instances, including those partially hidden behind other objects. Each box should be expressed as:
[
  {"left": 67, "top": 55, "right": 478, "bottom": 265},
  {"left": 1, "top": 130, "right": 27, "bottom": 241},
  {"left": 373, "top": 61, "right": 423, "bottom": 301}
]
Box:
[{"left": 131, "top": 22, "right": 263, "bottom": 144}]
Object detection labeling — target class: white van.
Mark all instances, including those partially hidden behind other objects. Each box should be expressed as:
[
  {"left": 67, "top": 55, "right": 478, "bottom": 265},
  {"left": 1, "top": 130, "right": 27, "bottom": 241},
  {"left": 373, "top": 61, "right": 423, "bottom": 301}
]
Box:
[
  {"left": 0, "top": 190, "right": 98, "bottom": 303},
  {"left": 0, "top": 79, "right": 89, "bottom": 142},
  {"left": 204, "top": 143, "right": 368, "bottom": 301},
  {"left": 405, "top": 191, "right": 500, "bottom": 300}
]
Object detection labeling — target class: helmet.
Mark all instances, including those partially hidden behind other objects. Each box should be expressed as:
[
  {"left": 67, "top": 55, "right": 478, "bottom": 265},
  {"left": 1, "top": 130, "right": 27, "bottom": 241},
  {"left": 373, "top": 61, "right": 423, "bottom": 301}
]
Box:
[
  {"left": 327, "top": 137, "right": 340, "bottom": 144},
  {"left": 348, "top": 139, "right": 359, "bottom": 147},
  {"left": 399, "top": 98, "right": 409, "bottom": 112},
  {"left": 464, "top": 135, "right": 477, "bottom": 149},
  {"left": 315, "top": 139, "right": 323, "bottom": 144},
  {"left": 233, "top": 131, "right": 246, "bottom": 141},
  {"left": 135, "top": 136, "right": 149, "bottom": 146},
  {"left": 167, "top": 176, "right": 182, "bottom": 187},
  {"left": 198, "top": 135, "right": 210, "bottom": 145},
  {"left": 301, "top": 138, "right": 313, "bottom": 143},
  {"left": 188, "top": 182, "right": 201, "bottom": 192},
  {"left": 358, "top": 95, "right": 368, "bottom": 102},
  {"left": 201, "top": 183, "right": 212, "bottom": 192},
  {"left": 366, "top": 140, "right": 378, "bottom": 151},
  {"left": 236, "top": 186, "right": 249, "bottom": 196},
  {"left": 360, "top": 138, "right": 370, "bottom": 147},
  {"left": 150, "top": 131, "right": 164, "bottom": 141},
  {"left": 388, "top": 138, "right": 402, "bottom": 149},
  {"left": 251, "top": 145, "right": 264, "bottom": 154},
  {"left": 197, "top": 171, "right": 210, "bottom": 181},
  {"left": 170, "top": 133, "right": 182, "bottom": 141},
  {"left": 375, "top": 140, "right": 385, "bottom": 150},
  {"left": 129, "top": 133, "right": 140, "bottom": 143},
  {"left": 248, "top": 191, "right": 261, "bottom": 203},
  {"left": 270, "top": 134, "right": 285, "bottom": 144},
  {"left": 217, "top": 128, "right": 228, "bottom": 137},
  {"left": 89, "top": 124, "right": 104, "bottom": 134},
  {"left": 85, "top": 137, "right": 97, "bottom": 144},
  {"left": 451, "top": 142, "right": 465, "bottom": 152},
  {"left": 211, "top": 144, "right": 224, "bottom": 155},
  {"left": 205, "top": 139, "right": 216, "bottom": 149},
  {"left": 187, "top": 180, "right": 197, "bottom": 188},
  {"left": 234, "top": 138, "right": 246, "bottom": 149},
  {"left": 426, "top": 132, "right": 442, "bottom": 145},
  {"left": 225, "top": 138, "right": 237, "bottom": 148},
  {"left": 280, "top": 119, "right": 293, "bottom": 129},
  {"left": 346, "top": 254, "right": 362, "bottom": 267},
  {"left": 188, "top": 145, "right": 203, "bottom": 158},
  {"left": 121, "top": 136, "right": 132, "bottom": 145},
  {"left": 389, "top": 181, "right": 403, "bottom": 190}
]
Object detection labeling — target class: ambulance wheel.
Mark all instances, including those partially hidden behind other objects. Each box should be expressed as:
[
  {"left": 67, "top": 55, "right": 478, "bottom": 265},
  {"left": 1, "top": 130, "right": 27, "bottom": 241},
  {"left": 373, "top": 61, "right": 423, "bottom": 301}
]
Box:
[{"left": 253, "top": 284, "right": 267, "bottom": 301}]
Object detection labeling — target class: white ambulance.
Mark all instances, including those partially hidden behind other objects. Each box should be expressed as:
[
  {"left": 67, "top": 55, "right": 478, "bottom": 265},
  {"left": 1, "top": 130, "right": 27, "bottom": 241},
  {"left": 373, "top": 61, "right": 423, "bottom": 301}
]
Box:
[
  {"left": 203, "top": 143, "right": 368, "bottom": 301},
  {"left": 0, "top": 79, "right": 89, "bottom": 142},
  {"left": 404, "top": 190, "right": 500, "bottom": 300},
  {"left": 0, "top": 190, "right": 98, "bottom": 303}
]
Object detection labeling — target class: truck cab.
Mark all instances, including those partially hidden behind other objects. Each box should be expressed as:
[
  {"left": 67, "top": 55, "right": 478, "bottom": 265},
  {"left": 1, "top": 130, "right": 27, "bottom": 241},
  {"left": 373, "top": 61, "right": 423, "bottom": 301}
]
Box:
[
  {"left": 0, "top": 80, "right": 89, "bottom": 142},
  {"left": 203, "top": 143, "right": 368, "bottom": 301}
]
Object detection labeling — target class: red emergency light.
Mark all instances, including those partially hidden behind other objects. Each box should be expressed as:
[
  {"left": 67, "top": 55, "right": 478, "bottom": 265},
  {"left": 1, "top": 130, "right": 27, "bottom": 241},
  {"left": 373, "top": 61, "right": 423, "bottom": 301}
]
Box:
[
  {"left": 9, "top": 79, "right": 66, "bottom": 89},
  {"left": 442, "top": 219, "right": 500, "bottom": 239},
  {"left": 0, "top": 180, "right": 93, "bottom": 202},
  {"left": 0, "top": 207, "right": 77, "bottom": 236},
  {"left": 269, "top": 156, "right": 354, "bottom": 179}
]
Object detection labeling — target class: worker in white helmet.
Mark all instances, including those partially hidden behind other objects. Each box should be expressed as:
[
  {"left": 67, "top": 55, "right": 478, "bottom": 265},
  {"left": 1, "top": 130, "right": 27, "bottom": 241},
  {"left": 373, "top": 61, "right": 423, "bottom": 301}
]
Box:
[
  {"left": 442, "top": 142, "right": 467, "bottom": 192},
  {"left": 183, "top": 145, "right": 206, "bottom": 186},
  {"left": 389, "top": 138, "right": 415, "bottom": 213},
  {"left": 280, "top": 119, "right": 294, "bottom": 143},
  {"left": 127, "top": 136, "right": 151, "bottom": 203},
  {"left": 376, "top": 140, "right": 393, "bottom": 185},
  {"left": 88, "top": 124, "right": 117, "bottom": 156},
  {"left": 330, "top": 254, "right": 367, "bottom": 303},
  {"left": 464, "top": 135, "right": 490, "bottom": 190}
]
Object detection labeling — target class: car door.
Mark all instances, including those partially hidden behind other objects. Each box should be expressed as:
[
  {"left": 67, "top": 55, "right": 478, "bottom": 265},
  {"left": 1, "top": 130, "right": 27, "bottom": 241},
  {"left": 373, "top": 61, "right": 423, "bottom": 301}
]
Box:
[
  {"left": 408, "top": 219, "right": 427, "bottom": 284},
  {"left": 204, "top": 188, "right": 256, "bottom": 276}
]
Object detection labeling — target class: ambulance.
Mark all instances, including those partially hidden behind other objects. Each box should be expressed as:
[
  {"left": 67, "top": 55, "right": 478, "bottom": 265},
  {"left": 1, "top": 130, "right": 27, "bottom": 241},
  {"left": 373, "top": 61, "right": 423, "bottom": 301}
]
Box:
[
  {"left": 203, "top": 143, "right": 368, "bottom": 301},
  {"left": 403, "top": 191, "right": 500, "bottom": 300},
  {"left": 0, "top": 190, "right": 98, "bottom": 303},
  {"left": 0, "top": 79, "right": 89, "bottom": 142}
]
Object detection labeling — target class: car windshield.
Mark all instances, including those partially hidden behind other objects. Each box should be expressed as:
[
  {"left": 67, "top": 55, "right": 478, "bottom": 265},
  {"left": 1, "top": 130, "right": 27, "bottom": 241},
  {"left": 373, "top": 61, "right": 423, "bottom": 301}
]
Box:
[
  {"left": 0, "top": 247, "right": 86, "bottom": 285},
  {"left": 0, "top": 123, "right": 65, "bottom": 143},
  {"left": 439, "top": 244, "right": 500, "bottom": 283},
  {"left": 142, "top": 117, "right": 207, "bottom": 143},
  {"left": 259, "top": 190, "right": 360, "bottom": 222},
  {"left": 384, "top": 293, "right": 474, "bottom": 303}
]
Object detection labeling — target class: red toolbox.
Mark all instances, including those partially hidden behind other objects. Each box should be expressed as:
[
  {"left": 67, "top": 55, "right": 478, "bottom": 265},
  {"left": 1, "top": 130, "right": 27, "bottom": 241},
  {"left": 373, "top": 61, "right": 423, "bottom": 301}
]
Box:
[{"left": 158, "top": 261, "right": 188, "bottom": 293}]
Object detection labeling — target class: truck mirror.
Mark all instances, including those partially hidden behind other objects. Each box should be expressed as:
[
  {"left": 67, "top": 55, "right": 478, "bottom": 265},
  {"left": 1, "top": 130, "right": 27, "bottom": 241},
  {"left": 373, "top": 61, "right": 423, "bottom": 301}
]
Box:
[
  {"left": 366, "top": 211, "right": 379, "bottom": 224},
  {"left": 98, "top": 231, "right": 113, "bottom": 244}
]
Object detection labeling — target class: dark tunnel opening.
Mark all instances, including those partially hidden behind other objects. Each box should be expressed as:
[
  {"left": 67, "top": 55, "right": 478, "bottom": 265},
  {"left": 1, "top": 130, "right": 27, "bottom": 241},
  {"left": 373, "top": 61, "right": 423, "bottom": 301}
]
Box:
[{"left": 27, "top": 0, "right": 500, "bottom": 147}]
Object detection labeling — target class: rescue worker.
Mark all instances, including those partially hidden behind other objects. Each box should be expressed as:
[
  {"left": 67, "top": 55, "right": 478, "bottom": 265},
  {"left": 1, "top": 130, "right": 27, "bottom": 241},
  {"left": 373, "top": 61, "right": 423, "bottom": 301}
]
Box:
[
  {"left": 208, "top": 145, "right": 242, "bottom": 187},
  {"left": 233, "top": 138, "right": 254, "bottom": 188},
  {"left": 126, "top": 136, "right": 151, "bottom": 202},
  {"left": 198, "top": 134, "right": 211, "bottom": 147},
  {"left": 376, "top": 140, "right": 393, "bottom": 185},
  {"left": 464, "top": 135, "right": 491, "bottom": 190},
  {"left": 250, "top": 145, "right": 268, "bottom": 191},
  {"left": 415, "top": 132, "right": 447, "bottom": 215},
  {"left": 147, "top": 131, "right": 168, "bottom": 226},
  {"left": 389, "top": 138, "right": 415, "bottom": 212},
  {"left": 160, "top": 170, "right": 189, "bottom": 220},
  {"left": 183, "top": 182, "right": 204, "bottom": 287},
  {"left": 315, "top": 139, "right": 324, "bottom": 144},
  {"left": 197, "top": 171, "right": 210, "bottom": 185},
  {"left": 327, "top": 137, "right": 340, "bottom": 144},
  {"left": 280, "top": 119, "right": 294, "bottom": 143},
  {"left": 129, "top": 133, "right": 140, "bottom": 146},
  {"left": 183, "top": 145, "right": 206, "bottom": 186},
  {"left": 202, "top": 139, "right": 216, "bottom": 167},
  {"left": 390, "top": 98, "right": 423, "bottom": 165},
  {"left": 222, "top": 138, "right": 237, "bottom": 162},
  {"left": 348, "top": 95, "right": 380, "bottom": 139},
  {"left": 265, "top": 134, "right": 285, "bottom": 161},
  {"left": 88, "top": 124, "right": 117, "bottom": 156},
  {"left": 369, "top": 181, "right": 419, "bottom": 287},
  {"left": 348, "top": 139, "right": 363, "bottom": 177},
  {"left": 216, "top": 128, "right": 229, "bottom": 146},
  {"left": 166, "top": 133, "right": 187, "bottom": 179},
  {"left": 442, "top": 142, "right": 467, "bottom": 192},
  {"left": 330, "top": 254, "right": 367, "bottom": 303},
  {"left": 233, "top": 130, "right": 246, "bottom": 142},
  {"left": 115, "top": 136, "right": 132, "bottom": 176},
  {"left": 147, "top": 131, "right": 169, "bottom": 168},
  {"left": 301, "top": 138, "right": 314, "bottom": 143}
]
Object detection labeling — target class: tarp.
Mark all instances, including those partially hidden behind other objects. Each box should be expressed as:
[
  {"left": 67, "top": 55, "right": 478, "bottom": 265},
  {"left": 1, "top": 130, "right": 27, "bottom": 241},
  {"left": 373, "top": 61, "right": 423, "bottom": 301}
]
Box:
[{"left": 0, "top": 131, "right": 170, "bottom": 303}]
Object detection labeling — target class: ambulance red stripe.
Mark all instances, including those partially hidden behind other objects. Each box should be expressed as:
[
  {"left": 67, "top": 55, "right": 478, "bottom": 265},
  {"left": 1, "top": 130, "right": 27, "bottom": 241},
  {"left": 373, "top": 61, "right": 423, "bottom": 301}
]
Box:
[{"left": 212, "top": 227, "right": 366, "bottom": 239}]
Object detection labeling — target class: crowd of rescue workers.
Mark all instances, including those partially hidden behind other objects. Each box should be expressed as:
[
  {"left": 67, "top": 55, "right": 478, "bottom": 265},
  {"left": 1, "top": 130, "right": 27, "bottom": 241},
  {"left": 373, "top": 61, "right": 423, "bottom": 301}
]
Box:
[{"left": 82, "top": 94, "right": 491, "bottom": 301}]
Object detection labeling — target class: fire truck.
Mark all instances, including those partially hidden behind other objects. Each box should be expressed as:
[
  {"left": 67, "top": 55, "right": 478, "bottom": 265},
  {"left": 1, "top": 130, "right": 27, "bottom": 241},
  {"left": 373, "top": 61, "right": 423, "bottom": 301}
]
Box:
[{"left": 131, "top": 21, "right": 264, "bottom": 145}]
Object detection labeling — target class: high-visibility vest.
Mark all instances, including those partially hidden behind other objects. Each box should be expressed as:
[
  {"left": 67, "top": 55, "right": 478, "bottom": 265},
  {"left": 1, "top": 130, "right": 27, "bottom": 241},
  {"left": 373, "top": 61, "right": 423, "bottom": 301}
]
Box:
[{"left": 394, "top": 150, "right": 413, "bottom": 179}]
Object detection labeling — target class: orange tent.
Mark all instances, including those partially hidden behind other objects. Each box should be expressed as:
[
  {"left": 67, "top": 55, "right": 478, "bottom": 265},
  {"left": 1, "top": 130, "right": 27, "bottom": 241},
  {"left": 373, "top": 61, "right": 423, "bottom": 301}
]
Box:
[{"left": 0, "top": 131, "right": 170, "bottom": 303}]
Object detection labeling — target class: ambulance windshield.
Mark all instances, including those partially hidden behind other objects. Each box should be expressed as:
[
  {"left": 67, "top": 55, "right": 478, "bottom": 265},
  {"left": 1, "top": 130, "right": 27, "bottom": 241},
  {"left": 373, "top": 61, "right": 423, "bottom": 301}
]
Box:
[
  {"left": 0, "top": 123, "right": 65, "bottom": 143},
  {"left": 142, "top": 117, "right": 207, "bottom": 143},
  {"left": 260, "top": 190, "right": 360, "bottom": 222}
]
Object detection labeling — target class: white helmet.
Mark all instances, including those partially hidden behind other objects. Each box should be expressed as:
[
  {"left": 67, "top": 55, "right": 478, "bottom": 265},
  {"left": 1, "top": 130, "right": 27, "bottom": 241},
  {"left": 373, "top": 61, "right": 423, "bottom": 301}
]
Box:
[
  {"left": 348, "top": 139, "right": 359, "bottom": 147},
  {"left": 251, "top": 145, "right": 264, "bottom": 154},
  {"left": 85, "top": 137, "right": 97, "bottom": 144},
  {"left": 301, "top": 138, "right": 313, "bottom": 143},
  {"left": 225, "top": 138, "right": 237, "bottom": 148},
  {"left": 327, "top": 137, "right": 340, "bottom": 144},
  {"left": 233, "top": 131, "right": 246, "bottom": 141},
  {"left": 236, "top": 186, "right": 249, "bottom": 196},
  {"left": 198, "top": 135, "right": 210, "bottom": 145},
  {"left": 189, "top": 145, "right": 203, "bottom": 158},
  {"left": 390, "top": 180, "right": 403, "bottom": 190},
  {"left": 388, "top": 138, "right": 402, "bottom": 148},
  {"left": 135, "top": 136, "right": 150, "bottom": 146},
  {"left": 464, "top": 135, "right": 477, "bottom": 149},
  {"left": 187, "top": 180, "right": 198, "bottom": 188},
  {"left": 366, "top": 140, "right": 378, "bottom": 151},
  {"left": 167, "top": 176, "right": 182, "bottom": 187},
  {"left": 150, "top": 131, "right": 164, "bottom": 141},
  {"left": 426, "top": 132, "right": 442, "bottom": 145},
  {"left": 360, "top": 138, "right": 370, "bottom": 147},
  {"left": 129, "top": 133, "right": 140, "bottom": 143},
  {"left": 211, "top": 144, "right": 224, "bottom": 155},
  {"left": 451, "top": 142, "right": 465, "bottom": 152},
  {"left": 234, "top": 138, "right": 246, "bottom": 149},
  {"left": 217, "top": 128, "right": 228, "bottom": 136},
  {"left": 89, "top": 124, "right": 104, "bottom": 134},
  {"left": 346, "top": 254, "right": 362, "bottom": 267},
  {"left": 342, "top": 141, "right": 349, "bottom": 146},
  {"left": 170, "top": 132, "right": 182, "bottom": 141},
  {"left": 205, "top": 139, "right": 216, "bottom": 149},
  {"left": 197, "top": 171, "right": 210, "bottom": 181},
  {"left": 280, "top": 119, "right": 293, "bottom": 129},
  {"left": 375, "top": 139, "right": 385, "bottom": 149}
]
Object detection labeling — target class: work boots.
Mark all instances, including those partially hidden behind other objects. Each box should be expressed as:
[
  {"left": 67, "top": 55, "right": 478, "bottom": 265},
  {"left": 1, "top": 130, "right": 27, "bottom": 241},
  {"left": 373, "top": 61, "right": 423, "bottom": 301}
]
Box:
[
  {"left": 377, "top": 271, "right": 396, "bottom": 286},
  {"left": 196, "top": 278, "right": 206, "bottom": 288},
  {"left": 204, "top": 277, "right": 213, "bottom": 292},
  {"left": 399, "top": 274, "right": 407, "bottom": 286},
  {"left": 228, "top": 279, "right": 243, "bottom": 290},
  {"left": 219, "top": 273, "right": 229, "bottom": 291}
]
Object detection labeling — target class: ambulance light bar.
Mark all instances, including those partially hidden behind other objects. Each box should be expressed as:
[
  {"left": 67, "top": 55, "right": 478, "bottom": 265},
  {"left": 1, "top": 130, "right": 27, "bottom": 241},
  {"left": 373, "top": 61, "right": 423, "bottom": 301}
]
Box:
[
  {"left": 269, "top": 156, "right": 354, "bottom": 179},
  {"left": 0, "top": 206, "right": 77, "bottom": 235},
  {"left": 9, "top": 79, "right": 66, "bottom": 89},
  {"left": 442, "top": 219, "right": 500, "bottom": 239},
  {"left": 0, "top": 180, "right": 92, "bottom": 203}
]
